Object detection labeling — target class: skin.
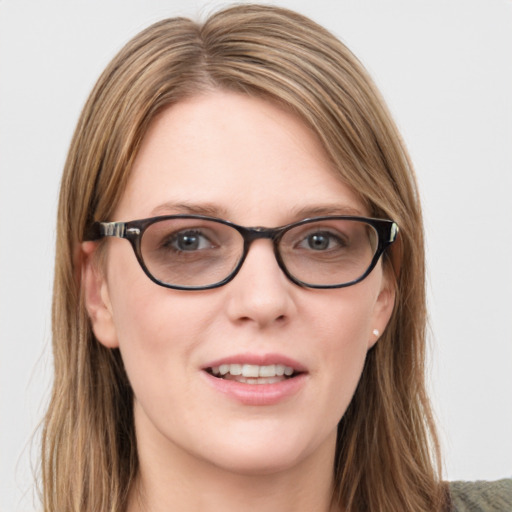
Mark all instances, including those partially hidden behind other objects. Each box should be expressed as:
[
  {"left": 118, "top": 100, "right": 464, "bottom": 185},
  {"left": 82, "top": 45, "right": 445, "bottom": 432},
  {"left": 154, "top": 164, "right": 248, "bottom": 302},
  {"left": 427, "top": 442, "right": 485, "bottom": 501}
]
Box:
[{"left": 83, "top": 91, "right": 395, "bottom": 512}]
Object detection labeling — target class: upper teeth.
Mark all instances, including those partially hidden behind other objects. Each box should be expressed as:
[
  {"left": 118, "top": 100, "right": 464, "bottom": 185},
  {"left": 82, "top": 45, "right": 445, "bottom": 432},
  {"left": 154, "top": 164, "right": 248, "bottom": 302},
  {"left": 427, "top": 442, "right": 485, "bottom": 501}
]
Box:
[{"left": 211, "top": 364, "right": 294, "bottom": 378}]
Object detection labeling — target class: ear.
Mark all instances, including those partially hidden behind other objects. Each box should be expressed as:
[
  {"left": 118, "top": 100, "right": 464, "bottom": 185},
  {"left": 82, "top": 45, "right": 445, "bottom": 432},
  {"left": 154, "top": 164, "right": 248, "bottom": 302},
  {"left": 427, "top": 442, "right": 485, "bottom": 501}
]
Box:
[
  {"left": 81, "top": 241, "right": 119, "bottom": 348},
  {"left": 367, "top": 267, "right": 396, "bottom": 349}
]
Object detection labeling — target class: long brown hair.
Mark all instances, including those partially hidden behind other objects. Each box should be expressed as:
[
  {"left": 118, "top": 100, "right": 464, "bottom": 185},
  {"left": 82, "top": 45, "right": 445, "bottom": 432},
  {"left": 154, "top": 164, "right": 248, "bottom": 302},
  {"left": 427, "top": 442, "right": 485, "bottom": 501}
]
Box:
[{"left": 42, "top": 5, "right": 445, "bottom": 511}]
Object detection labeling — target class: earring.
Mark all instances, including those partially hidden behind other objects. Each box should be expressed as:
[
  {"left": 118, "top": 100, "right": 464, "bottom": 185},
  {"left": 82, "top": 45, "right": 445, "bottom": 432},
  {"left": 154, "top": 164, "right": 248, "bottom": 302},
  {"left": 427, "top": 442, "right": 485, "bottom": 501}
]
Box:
[{"left": 372, "top": 329, "right": 380, "bottom": 337}]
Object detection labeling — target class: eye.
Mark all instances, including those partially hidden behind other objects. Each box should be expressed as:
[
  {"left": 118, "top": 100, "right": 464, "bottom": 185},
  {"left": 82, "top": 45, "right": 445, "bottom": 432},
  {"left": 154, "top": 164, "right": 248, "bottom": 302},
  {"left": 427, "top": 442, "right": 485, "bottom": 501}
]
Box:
[
  {"left": 298, "top": 231, "right": 345, "bottom": 251},
  {"left": 168, "top": 230, "right": 214, "bottom": 251}
]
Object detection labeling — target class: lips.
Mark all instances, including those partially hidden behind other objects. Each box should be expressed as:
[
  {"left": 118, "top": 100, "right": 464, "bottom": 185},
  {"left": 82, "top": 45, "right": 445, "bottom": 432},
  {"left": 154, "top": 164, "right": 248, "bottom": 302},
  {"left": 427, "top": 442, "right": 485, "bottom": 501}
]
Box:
[
  {"left": 203, "top": 354, "right": 305, "bottom": 382},
  {"left": 202, "top": 354, "right": 307, "bottom": 405}
]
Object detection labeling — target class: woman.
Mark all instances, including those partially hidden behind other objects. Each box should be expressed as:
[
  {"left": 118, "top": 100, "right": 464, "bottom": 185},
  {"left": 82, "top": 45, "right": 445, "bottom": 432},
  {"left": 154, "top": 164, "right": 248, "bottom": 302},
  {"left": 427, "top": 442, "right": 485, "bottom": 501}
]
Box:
[{"left": 41, "top": 4, "right": 509, "bottom": 511}]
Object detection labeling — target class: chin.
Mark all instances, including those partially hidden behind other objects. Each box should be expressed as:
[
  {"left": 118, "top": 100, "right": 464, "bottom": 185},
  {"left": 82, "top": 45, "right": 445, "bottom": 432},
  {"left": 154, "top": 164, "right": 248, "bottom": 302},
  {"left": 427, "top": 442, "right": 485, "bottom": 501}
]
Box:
[
  {"left": 204, "top": 448, "right": 307, "bottom": 476},
  {"left": 194, "top": 425, "right": 333, "bottom": 476}
]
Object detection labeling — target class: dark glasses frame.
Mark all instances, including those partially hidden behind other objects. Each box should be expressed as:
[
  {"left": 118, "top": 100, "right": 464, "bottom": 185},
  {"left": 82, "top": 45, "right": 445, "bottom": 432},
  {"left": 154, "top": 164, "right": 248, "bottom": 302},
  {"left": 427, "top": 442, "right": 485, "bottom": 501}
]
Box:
[{"left": 85, "top": 214, "right": 399, "bottom": 290}]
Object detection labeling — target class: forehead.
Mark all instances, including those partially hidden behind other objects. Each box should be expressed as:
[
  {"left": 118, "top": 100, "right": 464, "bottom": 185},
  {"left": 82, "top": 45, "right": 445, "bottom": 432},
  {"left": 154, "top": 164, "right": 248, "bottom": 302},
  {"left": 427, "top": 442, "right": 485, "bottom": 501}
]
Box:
[{"left": 114, "top": 91, "right": 367, "bottom": 223}]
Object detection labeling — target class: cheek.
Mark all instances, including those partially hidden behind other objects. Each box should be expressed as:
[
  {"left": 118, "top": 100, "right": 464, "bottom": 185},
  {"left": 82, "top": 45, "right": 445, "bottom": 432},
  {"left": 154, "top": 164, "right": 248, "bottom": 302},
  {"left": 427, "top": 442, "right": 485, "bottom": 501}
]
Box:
[
  {"left": 308, "top": 283, "right": 378, "bottom": 414},
  {"left": 104, "top": 244, "right": 213, "bottom": 390},
  {"left": 313, "top": 281, "right": 377, "bottom": 354},
  {"left": 107, "top": 280, "right": 223, "bottom": 445},
  {"left": 109, "top": 287, "right": 207, "bottom": 370}
]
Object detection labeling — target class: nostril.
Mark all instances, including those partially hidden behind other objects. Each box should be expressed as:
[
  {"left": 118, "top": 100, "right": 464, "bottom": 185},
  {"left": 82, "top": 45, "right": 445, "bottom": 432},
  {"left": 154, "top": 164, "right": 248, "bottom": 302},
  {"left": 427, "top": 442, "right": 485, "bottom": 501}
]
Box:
[{"left": 234, "top": 313, "right": 288, "bottom": 326}]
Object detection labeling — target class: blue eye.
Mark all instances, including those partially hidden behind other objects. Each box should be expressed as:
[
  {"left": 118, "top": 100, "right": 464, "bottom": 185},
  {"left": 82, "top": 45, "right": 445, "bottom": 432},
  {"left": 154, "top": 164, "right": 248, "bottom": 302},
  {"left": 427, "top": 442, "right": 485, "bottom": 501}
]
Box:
[
  {"left": 170, "top": 230, "right": 213, "bottom": 251},
  {"left": 299, "top": 231, "right": 344, "bottom": 251}
]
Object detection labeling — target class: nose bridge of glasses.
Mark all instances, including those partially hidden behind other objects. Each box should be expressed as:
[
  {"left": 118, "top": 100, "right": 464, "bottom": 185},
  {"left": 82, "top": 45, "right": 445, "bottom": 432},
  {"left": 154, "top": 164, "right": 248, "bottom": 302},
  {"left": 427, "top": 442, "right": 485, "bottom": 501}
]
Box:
[
  {"left": 239, "top": 226, "right": 285, "bottom": 257},
  {"left": 243, "top": 226, "right": 280, "bottom": 242},
  {"left": 233, "top": 226, "right": 284, "bottom": 274},
  {"left": 234, "top": 227, "right": 289, "bottom": 287}
]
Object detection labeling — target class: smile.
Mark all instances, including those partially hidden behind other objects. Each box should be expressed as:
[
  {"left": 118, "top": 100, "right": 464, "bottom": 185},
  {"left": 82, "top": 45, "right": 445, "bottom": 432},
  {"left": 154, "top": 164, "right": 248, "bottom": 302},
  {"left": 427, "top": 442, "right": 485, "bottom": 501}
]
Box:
[
  {"left": 202, "top": 354, "right": 307, "bottom": 403},
  {"left": 207, "top": 363, "right": 297, "bottom": 385}
]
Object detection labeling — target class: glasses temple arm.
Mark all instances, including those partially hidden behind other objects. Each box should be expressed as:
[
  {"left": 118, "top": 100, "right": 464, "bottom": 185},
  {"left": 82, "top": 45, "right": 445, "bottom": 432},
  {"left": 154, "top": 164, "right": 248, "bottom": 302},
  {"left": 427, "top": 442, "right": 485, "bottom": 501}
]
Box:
[{"left": 83, "top": 221, "right": 126, "bottom": 241}]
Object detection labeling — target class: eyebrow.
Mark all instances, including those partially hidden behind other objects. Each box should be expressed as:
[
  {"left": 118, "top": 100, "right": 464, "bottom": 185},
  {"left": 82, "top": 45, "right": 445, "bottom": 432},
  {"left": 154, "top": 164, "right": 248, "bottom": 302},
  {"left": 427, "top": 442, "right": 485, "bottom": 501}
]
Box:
[
  {"left": 150, "top": 202, "right": 230, "bottom": 218},
  {"left": 149, "top": 201, "right": 366, "bottom": 222},
  {"left": 291, "top": 204, "right": 366, "bottom": 219}
]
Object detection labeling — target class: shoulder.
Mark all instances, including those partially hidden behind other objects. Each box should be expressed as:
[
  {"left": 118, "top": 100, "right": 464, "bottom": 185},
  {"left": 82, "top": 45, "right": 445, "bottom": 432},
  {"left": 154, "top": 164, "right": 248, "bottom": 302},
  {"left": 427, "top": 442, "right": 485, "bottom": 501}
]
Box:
[{"left": 449, "top": 479, "right": 512, "bottom": 511}]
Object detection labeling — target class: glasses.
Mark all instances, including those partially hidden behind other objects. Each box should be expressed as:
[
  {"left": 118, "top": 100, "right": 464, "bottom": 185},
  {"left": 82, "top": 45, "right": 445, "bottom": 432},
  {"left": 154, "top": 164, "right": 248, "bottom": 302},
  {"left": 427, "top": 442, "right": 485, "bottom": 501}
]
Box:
[{"left": 85, "top": 215, "right": 399, "bottom": 290}]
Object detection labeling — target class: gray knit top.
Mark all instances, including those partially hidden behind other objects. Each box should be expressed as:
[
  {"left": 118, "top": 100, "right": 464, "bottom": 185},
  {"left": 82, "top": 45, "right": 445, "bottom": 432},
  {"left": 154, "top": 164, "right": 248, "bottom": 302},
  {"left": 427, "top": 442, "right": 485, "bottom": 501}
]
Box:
[{"left": 449, "top": 479, "right": 512, "bottom": 511}]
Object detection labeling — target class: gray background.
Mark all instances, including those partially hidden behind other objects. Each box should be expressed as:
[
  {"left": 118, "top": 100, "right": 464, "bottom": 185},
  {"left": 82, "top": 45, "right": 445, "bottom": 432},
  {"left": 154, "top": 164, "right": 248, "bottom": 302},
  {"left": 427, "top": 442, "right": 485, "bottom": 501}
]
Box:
[{"left": 1, "top": 1, "right": 511, "bottom": 510}]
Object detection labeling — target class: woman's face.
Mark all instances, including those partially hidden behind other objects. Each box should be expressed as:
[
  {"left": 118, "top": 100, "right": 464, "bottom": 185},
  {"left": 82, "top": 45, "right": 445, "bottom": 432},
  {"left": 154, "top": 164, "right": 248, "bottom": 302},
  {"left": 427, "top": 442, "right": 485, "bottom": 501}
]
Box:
[{"left": 84, "top": 91, "right": 394, "bottom": 476}]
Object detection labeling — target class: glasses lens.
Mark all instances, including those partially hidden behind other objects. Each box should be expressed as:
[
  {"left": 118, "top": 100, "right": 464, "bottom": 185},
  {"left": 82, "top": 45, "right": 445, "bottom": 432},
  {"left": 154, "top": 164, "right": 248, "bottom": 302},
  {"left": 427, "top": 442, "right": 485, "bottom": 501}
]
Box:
[
  {"left": 279, "top": 218, "right": 379, "bottom": 286},
  {"left": 140, "top": 218, "right": 244, "bottom": 288}
]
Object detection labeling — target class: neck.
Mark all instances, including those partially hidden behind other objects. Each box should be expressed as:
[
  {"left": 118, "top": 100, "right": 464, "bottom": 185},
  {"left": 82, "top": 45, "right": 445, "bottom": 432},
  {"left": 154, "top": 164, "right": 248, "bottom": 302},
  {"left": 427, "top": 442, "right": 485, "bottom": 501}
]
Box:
[
  {"left": 128, "top": 465, "right": 339, "bottom": 512},
  {"left": 126, "top": 407, "right": 340, "bottom": 512}
]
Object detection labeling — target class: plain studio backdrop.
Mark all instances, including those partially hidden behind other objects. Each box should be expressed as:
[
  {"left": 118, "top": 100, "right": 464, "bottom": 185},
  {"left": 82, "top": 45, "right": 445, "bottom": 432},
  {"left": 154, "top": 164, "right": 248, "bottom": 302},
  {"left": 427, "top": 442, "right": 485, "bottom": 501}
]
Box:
[{"left": 0, "top": 1, "right": 511, "bottom": 510}]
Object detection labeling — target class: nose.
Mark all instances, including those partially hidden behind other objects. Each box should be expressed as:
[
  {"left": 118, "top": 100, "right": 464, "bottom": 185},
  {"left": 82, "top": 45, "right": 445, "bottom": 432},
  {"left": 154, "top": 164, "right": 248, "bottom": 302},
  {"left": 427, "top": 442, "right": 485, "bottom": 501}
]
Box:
[{"left": 224, "top": 239, "right": 296, "bottom": 328}]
